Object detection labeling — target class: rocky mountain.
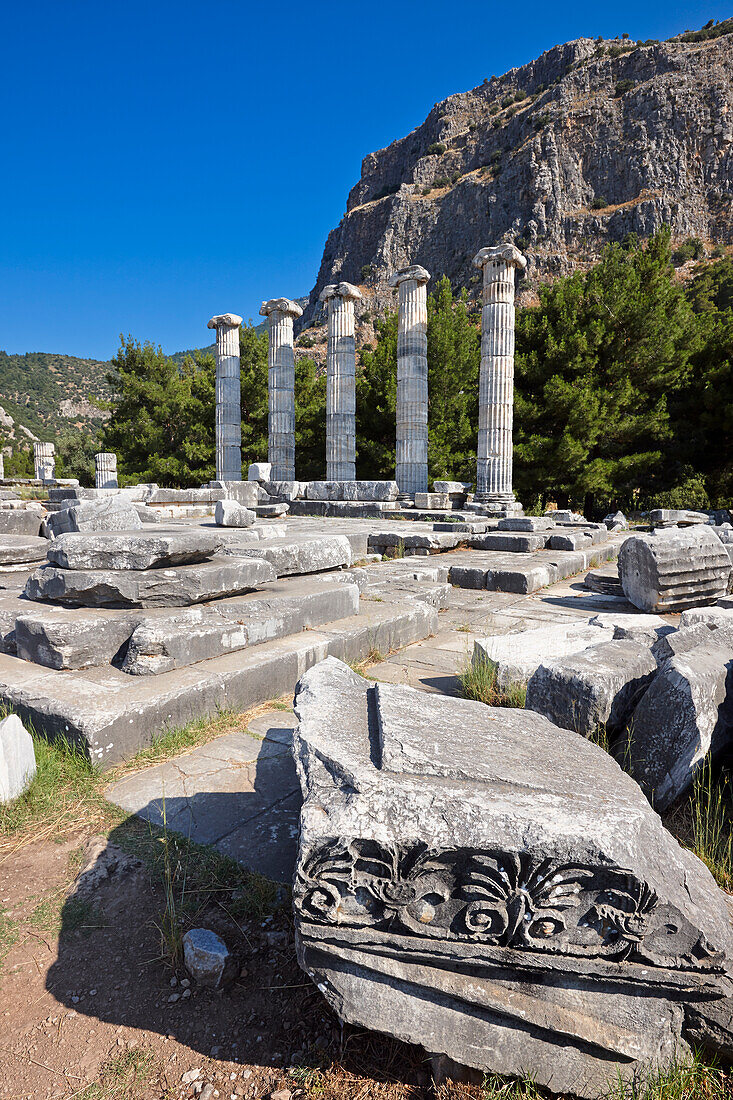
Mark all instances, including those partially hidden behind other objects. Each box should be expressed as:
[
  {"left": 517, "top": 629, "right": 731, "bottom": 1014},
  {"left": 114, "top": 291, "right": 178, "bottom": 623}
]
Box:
[
  {"left": 301, "top": 20, "right": 733, "bottom": 322},
  {"left": 0, "top": 351, "right": 112, "bottom": 442}
]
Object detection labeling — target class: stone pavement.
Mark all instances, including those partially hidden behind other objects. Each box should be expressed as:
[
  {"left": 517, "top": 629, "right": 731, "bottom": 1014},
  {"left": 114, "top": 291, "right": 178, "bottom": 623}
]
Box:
[{"left": 107, "top": 558, "right": 673, "bottom": 884}]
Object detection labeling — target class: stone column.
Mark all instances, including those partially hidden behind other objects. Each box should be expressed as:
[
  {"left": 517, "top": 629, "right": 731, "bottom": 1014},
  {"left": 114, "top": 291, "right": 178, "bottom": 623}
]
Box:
[
  {"left": 389, "top": 265, "right": 430, "bottom": 497},
  {"left": 472, "top": 244, "right": 526, "bottom": 505},
  {"left": 95, "top": 452, "right": 118, "bottom": 489},
  {"left": 259, "top": 298, "right": 303, "bottom": 482},
  {"left": 320, "top": 282, "right": 362, "bottom": 481},
  {"left": 207, "top": 313, "right": 243, "bottom": 482},
  {"left": 33, "top": 442, "right": 55, "bottom": 481}
]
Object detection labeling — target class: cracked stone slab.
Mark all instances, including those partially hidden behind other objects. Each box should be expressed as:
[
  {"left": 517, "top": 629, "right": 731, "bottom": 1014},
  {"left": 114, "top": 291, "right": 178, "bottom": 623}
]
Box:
[
  {"left": 292, "top": 657, "right": 733, "bottom": 1098},
  {"left": 47, "top": 531, "right": 224, "bottom": 571},
  {"left": 24, "top": 556, "right": 275, "bottom": 607}
]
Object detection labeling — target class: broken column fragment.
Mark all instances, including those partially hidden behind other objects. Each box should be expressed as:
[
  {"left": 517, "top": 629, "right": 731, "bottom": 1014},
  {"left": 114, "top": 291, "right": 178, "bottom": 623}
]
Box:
[
  {"left": 292, "top": 658, "right": 733, "bottom": 1098},
  {"left": 619, "top": 526, "right": 731, "bottom": 613}
]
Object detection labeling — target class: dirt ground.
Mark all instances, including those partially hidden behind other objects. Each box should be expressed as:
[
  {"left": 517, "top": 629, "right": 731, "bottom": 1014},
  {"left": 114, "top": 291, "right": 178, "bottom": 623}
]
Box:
[{"left": 0, "top": 826, "right": 472, "bottom": 1100}]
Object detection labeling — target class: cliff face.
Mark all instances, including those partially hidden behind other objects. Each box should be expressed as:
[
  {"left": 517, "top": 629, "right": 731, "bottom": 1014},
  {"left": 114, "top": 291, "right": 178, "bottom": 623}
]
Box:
[{"left": 302, "top": 28, "right": 733, "bottom": 322}]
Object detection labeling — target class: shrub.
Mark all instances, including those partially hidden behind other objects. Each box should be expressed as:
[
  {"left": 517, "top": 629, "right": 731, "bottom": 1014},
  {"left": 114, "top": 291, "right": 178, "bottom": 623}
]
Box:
[
  {"left": 533, "top": 112, "right": 551, "bottom": 130},
  {"left": 615, "top": 79, "right": 635, "bottom": 97},
  {"left": 672, "top": 237, "right": 705, "bottom": 265},
  {"left": 490, "top": 150, "right": 501, "bottom": 164},
  {"left": 591, "top": 196, "right": 609, "bottom": 209},
  {"left": 427, "top": 142, "right": 446, "bottom": 156},
  {"left": 641, "top": 470, "right": 710, "bottom": 511},
  {"left": 360, "top": 263, "right": 375, "bottom": 282},
  {"left": 297, "top": 334, "right": 315, "bottom": 348},
  {"left": 501, "top": 96, "right": 513, "bottom": 109}
]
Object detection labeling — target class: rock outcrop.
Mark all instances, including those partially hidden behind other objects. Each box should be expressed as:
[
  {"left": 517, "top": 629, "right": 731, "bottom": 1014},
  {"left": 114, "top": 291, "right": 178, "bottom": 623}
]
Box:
[{"left": 302, "top": 27, "right": 733, "bottom": 326}]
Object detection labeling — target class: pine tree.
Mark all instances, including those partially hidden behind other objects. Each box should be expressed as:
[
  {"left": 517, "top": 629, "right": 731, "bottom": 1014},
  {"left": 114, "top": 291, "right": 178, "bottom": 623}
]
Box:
[{"left": 514, "top": 229, "right": 698, "bottom": 514}]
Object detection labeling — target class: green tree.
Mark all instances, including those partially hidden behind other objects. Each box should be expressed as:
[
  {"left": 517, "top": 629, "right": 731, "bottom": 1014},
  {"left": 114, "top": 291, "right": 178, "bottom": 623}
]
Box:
[
  {"left": 55, "top": 427, "right": 102, "bottom": 486},
  {"left": 426, "top": 276, "right": 479, "bottom": 483},
  {"left": 356, "top": 313, "right": 397, "bottom": 479},
  {"left": 514, "top": 229, "right": 698, "bottom": 514},
  {"left": 102, "top": 336, "right": 215, "bottom": 486},
  {"left": 294, "top": 355, "right": 326, "bottom": 480},
  {"left": 238, "top": 322, "right": 268, "bottom": 468}
]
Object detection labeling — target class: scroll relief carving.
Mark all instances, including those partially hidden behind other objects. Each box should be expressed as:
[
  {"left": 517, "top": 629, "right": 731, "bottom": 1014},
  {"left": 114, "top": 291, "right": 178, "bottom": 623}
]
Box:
[{"left": 295, "top": 839, "right": 723, "bottom": 971}]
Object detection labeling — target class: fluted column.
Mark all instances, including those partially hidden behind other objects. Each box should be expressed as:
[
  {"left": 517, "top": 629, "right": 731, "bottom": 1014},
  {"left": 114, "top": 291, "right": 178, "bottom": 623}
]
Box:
[
  {"left": 472, "top": 244, "right": 526, "bottom": 503},
  {"left": 207, "top": 313, "right": 243, "bottom": 482},
  {"left": 34, "top": 442, "right": 55, "bottom": 481},
  {"left": 260, "top": 297, "right": 303, "bottom": 481},
  {"left": 95, "top": 452, "right": 118, "bottom": 488},
  {"left": 389, "top": 265, "right": 430, "bottom": 496},
  {"left": 320, "top": 282, "right": 362, "bottom": 481}
]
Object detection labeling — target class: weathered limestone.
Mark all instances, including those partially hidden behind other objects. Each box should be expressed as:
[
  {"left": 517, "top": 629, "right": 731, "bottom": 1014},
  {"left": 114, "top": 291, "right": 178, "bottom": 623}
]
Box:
[
  {"left": 94, "top": 452, "right": 118, "bottom": 489},
  {"left": 45, "top": 497, "right": 144, "bottom": 537},
  {"left": 473, "top": 618, "right": 614, "bottom": 689},
  {"left": 247, "top": 462, "right": 271, "bottom": 482},
  {"left": 472, "top": 244, "right": 526, "bottom": 506},
  {"left": 183, "top": 928, "right": 233, "bottom": 988},
  {"left": 389, "top": 265, "right": 430, "bottom": 496},
  {"left": 24, "top": 557, "right": 275, "bottom": 608},
  {"left": 33, "top": 442, "right": 55, "bottom": 481},
  {"left": 306, "top": 481, "right": 398, "bottom": 502},
  {"left": 0, "top": 536, "right": 48, "bottom": 565},
  {"left": 627, "top": 642, "right": 733, "bottom": 809},
  {"left": 260, "top": 298, "right": 303, "bottom": 482},
  {"left": 293, "top": 657, "right": 733, "bottom": 1098},
  {"left": 207, "top": 313, "right": 243, "bottom": 482},
  {"left": 225, "top": 535, "right": 351, "bottom": 577},
  {"left": 0, "top": 508, "right": 43, "bottom": 537},
  {"left": 619, "top": 527, "right": 731, "bottom": 612},
  {"left": 0, "top": 714, "right": 36, "bottom": 802},
  {"left": 47, "top": 531, "right": 223, "bottom": 571},
  {"left": 525, "top": 639, "right": 658, "bottom": 735},
  {"left": 320, "top": 282, "right": 362, "bottom": 481},
  {"left": 214, "top": 499, "right": 256, "bottom": 528},
  {"left": 649, "top": 508, "right": 709, "bottom": 528}
]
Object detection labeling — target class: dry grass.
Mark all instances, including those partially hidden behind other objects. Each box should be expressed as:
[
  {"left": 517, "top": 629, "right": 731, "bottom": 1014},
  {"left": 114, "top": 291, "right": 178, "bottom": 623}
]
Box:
[{"left": 459, "top": 656, "right": 526, "bottom": 708}]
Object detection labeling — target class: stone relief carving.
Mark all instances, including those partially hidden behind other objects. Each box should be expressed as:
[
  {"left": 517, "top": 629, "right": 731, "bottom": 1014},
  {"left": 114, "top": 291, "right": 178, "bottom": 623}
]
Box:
[{"left": 295, "top": 839, "right": 723, "bottom": 972}]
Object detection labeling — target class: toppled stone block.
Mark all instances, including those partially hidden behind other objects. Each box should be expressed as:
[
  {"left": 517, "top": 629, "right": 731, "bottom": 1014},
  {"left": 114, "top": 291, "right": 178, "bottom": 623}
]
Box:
[
  {"left": 433, "top": 481, "right": 471, "bottom": 494},
  {"left": 0, "top": 714, "right": 36, "bottom": 802},
  {"left": 132, "top": 503, "right": 162, "bottom": 524},
  {"left": 547, "top": 531, "right": 593, "bottom": 551},
  {"left": 262, "top": 481, "right": 302, "bottom": 501},
  {"left": 588, "top": 612, "right": 671, "bottom": 643},
  {"left": 649, "top": 509, "right": 710, "bottom": 528},
  {"left": 619, "top": 527, "right": 731, "bottom": 613},
  {"left": 254, "top": 503, "right": 289, "bottom": 517},
  {"left": 24, "top": 557, "right": 275, "bottom": 608},
  {"left": 183, "top": 928, "right": 233, "bottom": 988},
  {"left": 497, "top": 517, "right": 554, "bottom": 532},
  {"left": 583, "top": 569, "right": 623, "bottom": 596},
  {"left": 525, "top": 639, "right": 657, "bottom": 735},
  {"left": 15, "top": 608, "right": 139, "bottom": 670},
  {"left": 548, "top": 509, "right": 586, "bottom": 524},
  {"left": 0, "top": 509, "right": 43, "bottom": 537},
  {"left": 413, "top": 492, "right": 451, "bottom": 509},
  {"left": 652, "top": 621, "right": 733, "bottom": 664},
  {"left": 147, "top": 488, "right": 226, "bottom": 504},
  {"left": 604, "top": 511, "right": 628, "bottom": 530},
  {"left": 293, "top": 657, "right": 733, "bottom": 1099},
  {"left": 681, "top": 605, "right": 733, "bottom": 628},
  {"left": 473, "top": 618, "right": 614, "bottom": 688},
  {"left": 46, "top": 497, "right": 143, "bottom": 537},
  {"left": 248, "top": 462, "right": 271, "bottom": 482},
  {"left": 47, "top": 531, "right": 223, "bottom": 571},
  {"left": 226, "top": 536, "right": 351, "bottom": 577},
  {"left": 210, "top": 480, "right": 263, "bottom": 507},
  {"left": 627, "top": 643, "right": 733, "bottom": 809},
  {"left": 306, "top": 481, "right": 399, "bottom": 502},
  {"left": 0, "top": 535, "right": 48, "bottom": 565},
  {"left": 214, "top": 499, "right": 256, "bottom": 528}
]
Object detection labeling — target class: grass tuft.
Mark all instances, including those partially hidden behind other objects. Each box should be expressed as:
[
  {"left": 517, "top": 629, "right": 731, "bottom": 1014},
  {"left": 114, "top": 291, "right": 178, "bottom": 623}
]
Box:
[
  {"left": 602, "top": 1051, "right": 729, "bottom": 1099},
  {"left": 76, "top": 1047, "right": 155, "bottom": 1099},
  {"left": 691, "top": 758, "right": 733, "bottom": 891},
  {"left": 460, "top": 656, "right": 526, "bottom": 708}
]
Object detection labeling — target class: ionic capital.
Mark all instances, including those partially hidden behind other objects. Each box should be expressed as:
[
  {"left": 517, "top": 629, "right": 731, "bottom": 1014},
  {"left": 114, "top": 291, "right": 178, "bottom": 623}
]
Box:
[
  {"left": 259, "top": 298, "right": 303, "bottom": 319},
  {"left": 207, "top": 313, "right": 243, "bottom": 330},
  {"left": 472, "top": 244, "right": 527, "bottom": 271},
  {"left": 389, "top": 264, "right": 431, "bottom": 288},
  {"left": 319, "top": 282, "right": 363, "bottom": 303}
]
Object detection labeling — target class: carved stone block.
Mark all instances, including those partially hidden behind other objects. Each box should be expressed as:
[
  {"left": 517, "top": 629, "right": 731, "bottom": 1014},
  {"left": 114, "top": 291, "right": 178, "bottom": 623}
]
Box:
[{"left": 292, "top": 657, "right": 733, "bottom": 1098}]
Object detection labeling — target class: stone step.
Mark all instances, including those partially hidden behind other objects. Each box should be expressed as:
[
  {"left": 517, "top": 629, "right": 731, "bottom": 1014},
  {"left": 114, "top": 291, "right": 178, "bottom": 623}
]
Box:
[
  {"left": 447, "top": 542, "right": 621, "bottom": 594},
  {"left": 0, "top": 596, "right": 437, "bottom": 766},
  {"left": 14, "top": 576, "right": 360, "bottom": 671}
]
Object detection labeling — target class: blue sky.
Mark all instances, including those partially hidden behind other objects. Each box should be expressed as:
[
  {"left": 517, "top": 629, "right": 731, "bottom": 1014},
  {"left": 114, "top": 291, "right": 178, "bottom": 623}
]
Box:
[{"left": 1, "top": 0, "right": 729, "bottom": 361}]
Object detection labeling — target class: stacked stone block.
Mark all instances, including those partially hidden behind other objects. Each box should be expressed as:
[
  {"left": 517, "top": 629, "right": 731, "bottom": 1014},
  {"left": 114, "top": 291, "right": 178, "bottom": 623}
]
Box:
[
  {"left": 260, "top": 298, "right": 303, "bottom": 482},
  {"left": 320, "top": 282, "right": 362, "bottom": 481},
  {"left": 207, "top": 313, "right": 243, "bottom": 482},
  {"left": 389, "top": 265, "right": 430, "bottom": 497}
]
